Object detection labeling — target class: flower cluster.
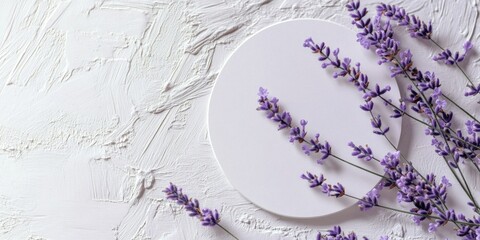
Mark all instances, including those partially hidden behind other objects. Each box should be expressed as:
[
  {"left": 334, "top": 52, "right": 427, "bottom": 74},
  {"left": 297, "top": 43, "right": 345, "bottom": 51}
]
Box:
[
  {"left": 375, "top": 3, "right": 432, "bottom": 39},
  {"left": 300, "top": 172, "right": 345, "bottom": 197},
  {"left": 257, "top": 85, "right": 469, "bottom": 235},
  {"left": 316, "top": 226, "right": 389, "bottom": 240},
  {"left": 163, "top": 182, "right": 220, "bottom": 226},
  {"left": 358, "top": 185, "right": 381, "bottom": 211},
  {"left": 257, "top": 1, "right": 480, "bottom": 239},
  {"left": 375, "top": 2, "right": 473, "bottom": 65},
  {"left": 300, "top": 2, "right": 480, "bottom": 237},
  {"left": 433, "top": 41, "right": 473, "bottom": 65},
  {"left": 345, "top": 0, "right": 480, "bottom": 175},
  {"left": 375, "top": 1, "right": 478, "bottom": 97}
]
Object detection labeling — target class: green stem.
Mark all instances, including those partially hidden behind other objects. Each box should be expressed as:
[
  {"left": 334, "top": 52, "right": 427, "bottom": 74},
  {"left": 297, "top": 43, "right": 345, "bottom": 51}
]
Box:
[
  {"left": 344, "top": 194, "right": 468, "bottom": 228},
  {"left": 217, "top": 223, "right": 239, "bottom": 240},
  {"left": 330, "top": 154, "right": 384, "bottom": 178},
  {"left": 430, "top": 39, "right": 480, "bottom": 123},
  {"left": 319, "top": 53, "right": 452, "bottom": 212},
  {"left": 395, "top": 59, "right": 479, "bottom": 210}
]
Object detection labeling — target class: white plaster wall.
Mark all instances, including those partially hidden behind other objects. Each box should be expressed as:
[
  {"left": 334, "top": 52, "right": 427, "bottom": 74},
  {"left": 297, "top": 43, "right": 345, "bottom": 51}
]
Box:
[{"left": 0, "top": 0, "right": 478, "bottom": 239}]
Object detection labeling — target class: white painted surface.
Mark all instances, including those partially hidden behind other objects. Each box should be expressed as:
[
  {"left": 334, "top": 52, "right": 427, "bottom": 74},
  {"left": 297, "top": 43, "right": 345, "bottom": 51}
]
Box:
[
  {"left": 209, "top": 19, "right": 401, "bottom": 218},
  {"left": 0, "top": 0, "right": 477, "bottom": 239}
]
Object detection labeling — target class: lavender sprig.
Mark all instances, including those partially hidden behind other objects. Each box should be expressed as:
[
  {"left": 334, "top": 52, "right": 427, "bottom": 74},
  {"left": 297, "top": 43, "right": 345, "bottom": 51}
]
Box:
[
  {"left": 316, "top": 225, "right": 386, "bottom": 240},
  {"left": 358, "top": 185, "right": 381, "bottom": 211},
  {"left": 303, "top": 28, "right": 480, "bottom": 235},
  {"left": 301, "top": 37, "right": 477, "bottom": 226},
  {"left": 304, "top": 36, "right": 480, "bottom": 156},
  {"left": 375, "top": 3, "right": 432, "bottom": 39},
  {"left": 303, "top": 38, "right": 392, "bottom": 137},
  {"left": 302, "top": 164, "right": 478, "bottom": 232},
  {"left": 163, "top": 183, "right": 238, "bottom": 239},
  {"left": 300, "top": 148, "right": 453, "bottom": 228},
  {"left": 375, "top": 2, "right": 478, "bottom": 97},
  {"left": 257, "top": 87, "right": 384, "bottom": 177},
  {"left": 347, "top": 0, "right": 480, "bottom": 210},
  {"left": 257, "top": 87, "right": 331, "bottom": 163},
  {"left": 163, "top": 183, "right": 220, "bottom": 226},
  {"left": 348, "top": 142, "right": 374, "bottom": 162},
  {"left": 301, "top": 171, "right": 326, "bottom": 188},
  {"left": 433, "top": 41, "right": 473, "bottom": 65},
  {"left": 300, "top": 172, "right": 345, "bottom": 198}
]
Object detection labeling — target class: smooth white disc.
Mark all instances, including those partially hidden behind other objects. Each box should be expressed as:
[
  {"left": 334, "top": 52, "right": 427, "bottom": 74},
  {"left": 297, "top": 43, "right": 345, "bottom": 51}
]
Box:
[{"left": 208, "top": 19, "right": 402, "bottom": 218}]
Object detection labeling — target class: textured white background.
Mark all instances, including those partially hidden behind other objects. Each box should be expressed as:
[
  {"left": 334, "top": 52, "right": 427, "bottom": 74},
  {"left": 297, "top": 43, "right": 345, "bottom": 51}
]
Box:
[{"left": 0, "top": 0, "right": 478, "bottom": 239}]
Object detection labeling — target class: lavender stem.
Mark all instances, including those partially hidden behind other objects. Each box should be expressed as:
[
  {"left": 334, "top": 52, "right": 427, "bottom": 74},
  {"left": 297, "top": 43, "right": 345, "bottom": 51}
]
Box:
[
  {"left": 217, "top": 224, "right": 239, "bottom": 240},
  {"left": 394, "top": 58, "right": 480, "bottom": 210},
  {"left": 343, "top": 194, "right": 469, "bottom": 228}
]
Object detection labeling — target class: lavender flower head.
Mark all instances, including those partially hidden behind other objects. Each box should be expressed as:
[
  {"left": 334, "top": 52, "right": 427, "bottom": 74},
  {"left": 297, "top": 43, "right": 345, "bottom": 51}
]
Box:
[
  {"left": 163, "top": 182, "right": 220, "bottom": 226},
  {"left": 301, "top": 171, "right": 326, "bottom": 188},
  {"left": 316, "top": 225, "right": 389, "bottom": 240},
  {"left": 348, "top": 142, "right": 374, "bottom": 161},
  {"left": 433, "top": 41, "right": 473, "bottom": 65},
  {"left": 300, "top": 170, "right": 347, "bottom": 198},
  {"left": 257, "top": 87, "right": 332, "bottom": 163},
  {"left": 375, "top": 3, "right": 432, "bottom": 39},
  {"left": 359, "top": 185, "right": 382, "bottom": 211}
]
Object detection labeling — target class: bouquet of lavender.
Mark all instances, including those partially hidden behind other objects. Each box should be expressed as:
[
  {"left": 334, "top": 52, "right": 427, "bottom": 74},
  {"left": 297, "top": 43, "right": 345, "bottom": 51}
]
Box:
[{"left": 257, "top": 1, "right": 480, "bottom": 239}]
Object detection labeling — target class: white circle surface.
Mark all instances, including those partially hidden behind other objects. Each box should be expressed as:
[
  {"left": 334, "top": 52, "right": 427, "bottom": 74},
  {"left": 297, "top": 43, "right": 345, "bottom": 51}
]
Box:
[{"left": 208, "top": 19, "right": 402, "bottom": 218}]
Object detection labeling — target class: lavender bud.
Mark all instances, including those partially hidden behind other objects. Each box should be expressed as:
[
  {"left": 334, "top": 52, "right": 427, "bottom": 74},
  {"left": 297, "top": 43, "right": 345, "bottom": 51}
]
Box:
[{"left": 163, "top": 183, "right": 221, "bottom": 227}]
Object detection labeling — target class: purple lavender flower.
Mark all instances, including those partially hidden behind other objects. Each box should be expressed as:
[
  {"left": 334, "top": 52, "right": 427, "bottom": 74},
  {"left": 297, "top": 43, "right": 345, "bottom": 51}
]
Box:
[
  {"left": 376, "top": 38, "right": 400, "bottom": 65},
  {"left": 316, "top": 225, "right": 381, "bottom": 240},
  {"left": 201, "top": 209, "right": 221, "bottom": 226},
  {"left": 348, "top": 142, "right": 374, "bottom": 161},
  {"left": 391, "top": 101, "right": 406, "bottom": 118},
  {"left": 410, "top": 201, "right": 432, "bottom": 225},
  {"left": 257, "top": 87, "right": 332, "bottom": 164},
  {"left": 360, "top": 101, "right": 374, "bottom": 112},
  {"left": 290, "top": 119, "right": 308, "bottom": 143},
  {"left": 303, "top": 38, "right": 403, "bottom": 140},
  {"left": 348, "top": 1, "right": 480, "bottom": 177},
  {"left": 327, "top": 226, "right": 343, "bottom": 237},
  {"left": 465, "top": 120, "right": 480, "bottom": 135},
  {"left": 303, "top": 31, "right": 469, "bottom": 230},
  {"left": 380, "top": 151, "right": 400, "bottom": 169},
  {"left": 429, "top": 208, "right": 457, "bottom": 232},
  {"left": 303, "top": 134, "right": 332, "bottom": 164},
  {"left": 376, "top": 3, "right": 432, "bottom": 39},
  {"left": 358, "top": 186, "right": 381, "bottom": 211},
  {"left": 326, "top": 183, "right": 346, "bottom": 198},
  {"left": 302, "top": 2, "right": 480, "bottom": 237},
  {"left": 163, "top": 183, "right": 220, "bottom": 226},
  {"left": 465, "top": 83, "right": 480, "bottom": 97},
  {"left": 301, "top": 172, "right": 346, "bottom": 198},
  {"left": 390, "top": 50, "right": 413, "bottom": 77},
  {"left": 371, "top": 115, "right": 390, "bottom": 135},
  {"left": 418, "top": 72, "right": 441, "bottom": 92},
  {"left": 456, "top": 214, "right": 480, "bottom": 237},
  {"left": 301, "top": 171, "right": 326, "bottom": 188},
  {"left": 433, "top": 41, "right": 473, "bottom": 65},
  {"left": 348, "top": 1, "right": 394, "bottom": 50},
  {"left": 375, "top": 2, "right": 478, "bottom": 98}
]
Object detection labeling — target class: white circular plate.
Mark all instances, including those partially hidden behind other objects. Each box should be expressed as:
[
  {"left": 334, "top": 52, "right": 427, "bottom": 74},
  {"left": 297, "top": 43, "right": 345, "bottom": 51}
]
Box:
[{"left": 208, "top": 19, "right": 402, "bottom": 218}]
